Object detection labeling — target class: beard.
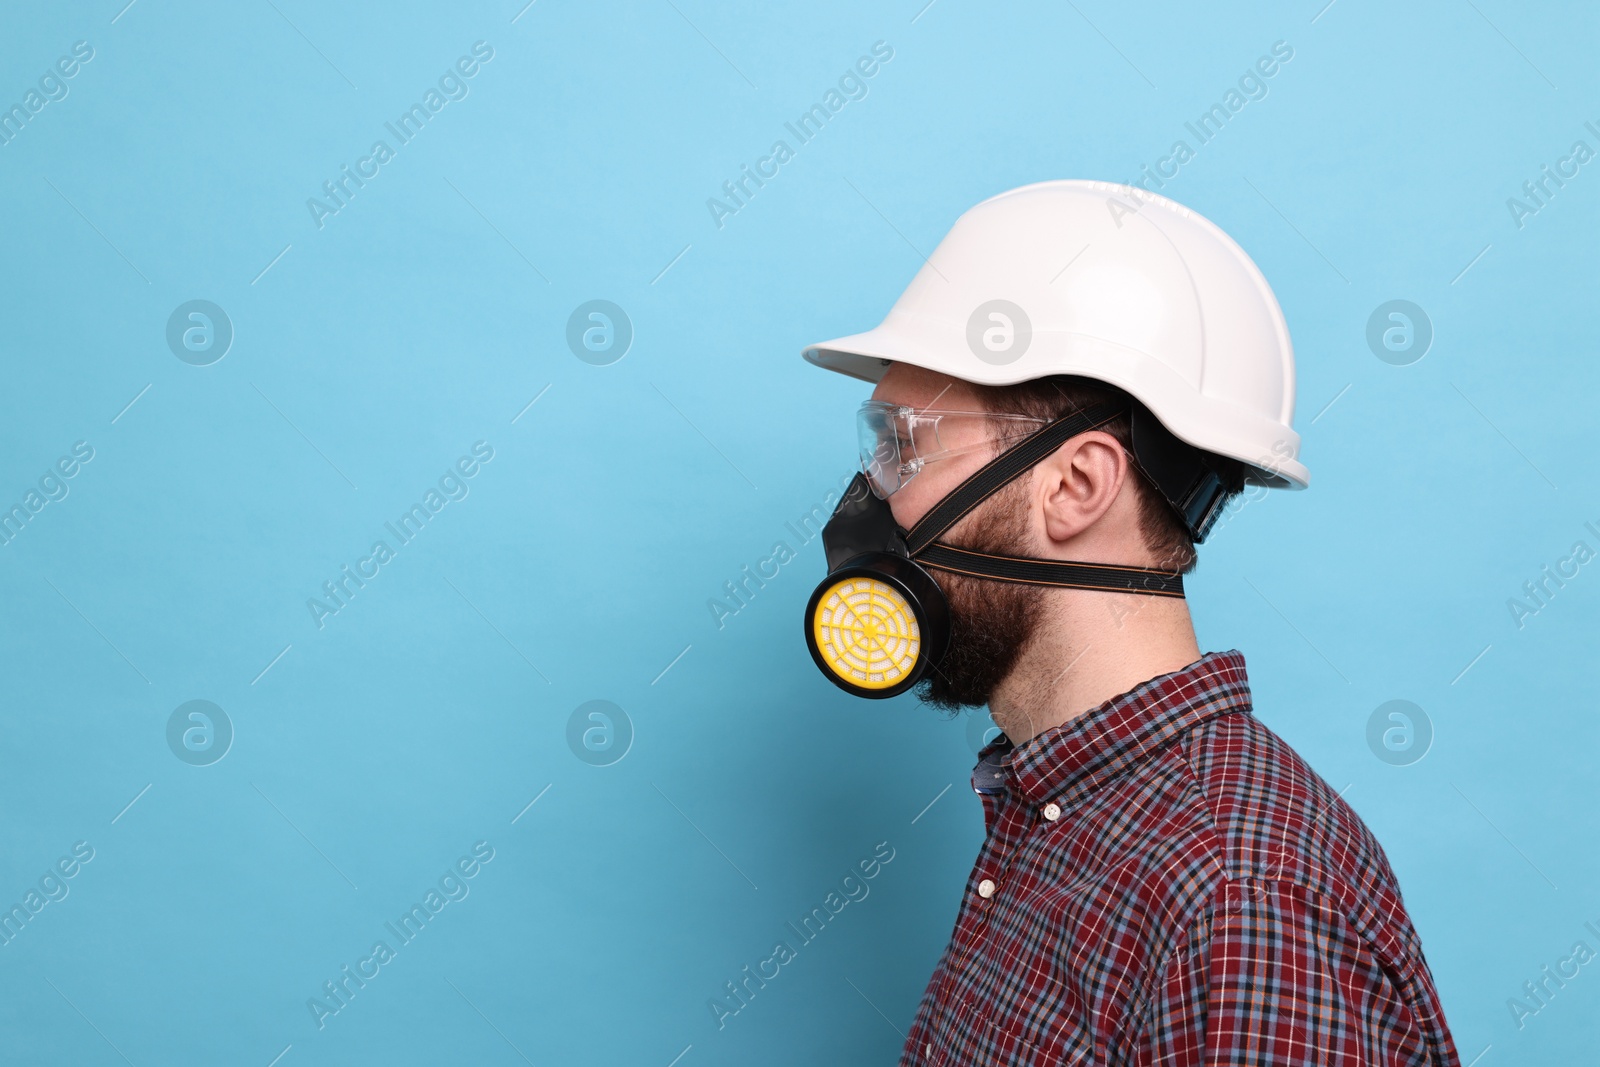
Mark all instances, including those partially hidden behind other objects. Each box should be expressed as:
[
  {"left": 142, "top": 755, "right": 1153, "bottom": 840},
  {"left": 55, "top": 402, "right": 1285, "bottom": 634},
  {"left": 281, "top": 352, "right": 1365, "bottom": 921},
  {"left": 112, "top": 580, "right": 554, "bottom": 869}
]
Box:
[{"left": 916, "top": 481, "right": 1047, "bottom": 712}]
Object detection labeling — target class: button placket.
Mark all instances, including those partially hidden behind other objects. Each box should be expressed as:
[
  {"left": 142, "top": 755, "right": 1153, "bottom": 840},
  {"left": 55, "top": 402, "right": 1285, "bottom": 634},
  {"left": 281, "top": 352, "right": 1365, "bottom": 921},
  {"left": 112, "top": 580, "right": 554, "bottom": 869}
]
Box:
[
  {"left": 943, "top": 793, "right": 1021, "bottom": 993},
  {"left": 986, "top": 791, "right": 1034, "bottom": 885},
  {"left": 943, "top": 741, "right": 1036, "bottom": 1034},
  {"left": 966, "top": 808, "right": 1028, "bottom": 914}
]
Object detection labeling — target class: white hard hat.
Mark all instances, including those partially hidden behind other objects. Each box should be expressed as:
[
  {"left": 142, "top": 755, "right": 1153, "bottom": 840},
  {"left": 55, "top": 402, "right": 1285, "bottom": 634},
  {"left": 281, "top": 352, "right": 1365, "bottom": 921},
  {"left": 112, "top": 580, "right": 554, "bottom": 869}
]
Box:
[{"left": 802, "top": 179, "right": 1309, "bottom": 490}]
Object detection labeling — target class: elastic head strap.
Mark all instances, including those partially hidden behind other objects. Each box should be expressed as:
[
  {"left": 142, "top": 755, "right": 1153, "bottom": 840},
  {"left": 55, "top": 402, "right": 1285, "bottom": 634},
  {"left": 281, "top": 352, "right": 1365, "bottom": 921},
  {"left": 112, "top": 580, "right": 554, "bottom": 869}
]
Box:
[
  {"left": 915, "top": 543, "right": 1185, "bottom": 597},
  {"left": 904, "top": 401, "right": 1124, "bottom": 556}
]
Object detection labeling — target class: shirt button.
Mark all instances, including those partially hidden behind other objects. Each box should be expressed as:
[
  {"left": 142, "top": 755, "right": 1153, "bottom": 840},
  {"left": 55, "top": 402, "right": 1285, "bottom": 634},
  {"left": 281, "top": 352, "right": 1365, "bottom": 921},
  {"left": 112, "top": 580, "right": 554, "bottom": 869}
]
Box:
[
  {"left": 1042, "top": 802, "right": 1061, "bottom": 821},
  {"left": 977, "top": 878, "right": 996, "bottom": 899},
  {"left": 925, "top": 1044, "right": 932, "bottom": 1056}
]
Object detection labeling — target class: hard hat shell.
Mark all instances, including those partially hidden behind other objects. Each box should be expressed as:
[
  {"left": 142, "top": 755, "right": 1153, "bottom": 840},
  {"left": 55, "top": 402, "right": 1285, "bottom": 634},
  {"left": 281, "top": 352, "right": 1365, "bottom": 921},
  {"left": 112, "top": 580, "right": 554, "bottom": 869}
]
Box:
[{"left": 802, "top": 179, "right": 1309, "bottom": 489}]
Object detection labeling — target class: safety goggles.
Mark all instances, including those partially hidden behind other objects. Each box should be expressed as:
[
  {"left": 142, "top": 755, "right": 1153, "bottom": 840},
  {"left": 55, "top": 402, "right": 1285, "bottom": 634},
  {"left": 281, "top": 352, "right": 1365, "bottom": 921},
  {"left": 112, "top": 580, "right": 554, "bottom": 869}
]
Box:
[{"left": 857, "top": 400, "right": 1050, "bottom": 499}]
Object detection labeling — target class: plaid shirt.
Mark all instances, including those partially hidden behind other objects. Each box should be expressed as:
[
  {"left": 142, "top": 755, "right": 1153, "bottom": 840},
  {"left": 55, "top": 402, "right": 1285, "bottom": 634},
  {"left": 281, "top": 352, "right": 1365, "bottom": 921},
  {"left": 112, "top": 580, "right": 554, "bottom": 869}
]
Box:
[{"left": 901, "top": 650, "right": 1458, "bottom": 1066}]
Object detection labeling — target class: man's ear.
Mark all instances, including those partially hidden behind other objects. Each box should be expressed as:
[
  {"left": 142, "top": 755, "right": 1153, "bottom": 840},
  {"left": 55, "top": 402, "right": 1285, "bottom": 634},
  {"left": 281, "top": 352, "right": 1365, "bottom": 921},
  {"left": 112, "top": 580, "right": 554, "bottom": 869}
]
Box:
[{"left": 1038, "top": 431, "right": 1128, "bottom": 544}]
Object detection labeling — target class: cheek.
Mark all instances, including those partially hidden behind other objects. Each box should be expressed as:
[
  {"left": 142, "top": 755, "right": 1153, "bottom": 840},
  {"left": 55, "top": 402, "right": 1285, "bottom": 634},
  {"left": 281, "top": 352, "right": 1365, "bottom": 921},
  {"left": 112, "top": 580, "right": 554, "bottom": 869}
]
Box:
[
  {"left": 892, "top": 449, "right": 998, "bottom": 531},
  {"left": 891, "top": 475, "right": 961, "bottom": 532},
  {"left": 889, "top": 480, "right": 936, "bottom": 530}
]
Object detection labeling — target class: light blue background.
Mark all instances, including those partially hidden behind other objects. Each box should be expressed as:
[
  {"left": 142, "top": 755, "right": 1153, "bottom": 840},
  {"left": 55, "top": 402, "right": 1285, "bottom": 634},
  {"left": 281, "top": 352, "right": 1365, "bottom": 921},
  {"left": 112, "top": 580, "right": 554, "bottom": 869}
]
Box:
[{"left": 1, "top": 1, "right": 1596, "bottom": 1063}]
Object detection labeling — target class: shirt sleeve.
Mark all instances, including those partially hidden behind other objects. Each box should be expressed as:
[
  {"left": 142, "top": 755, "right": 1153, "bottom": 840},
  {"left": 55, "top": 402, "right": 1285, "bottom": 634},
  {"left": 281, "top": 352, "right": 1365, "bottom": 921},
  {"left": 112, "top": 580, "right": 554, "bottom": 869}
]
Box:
[{"left": 1140, "top": 878, "right": 1441, "bottom": 1067}]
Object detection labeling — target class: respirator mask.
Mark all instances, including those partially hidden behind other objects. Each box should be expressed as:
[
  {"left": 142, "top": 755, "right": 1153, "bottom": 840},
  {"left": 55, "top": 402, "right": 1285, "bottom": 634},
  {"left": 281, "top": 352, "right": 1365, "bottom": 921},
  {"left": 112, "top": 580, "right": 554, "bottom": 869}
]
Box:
[{"left": 803, "top": 398, "right": 1239, "bottom": 699}]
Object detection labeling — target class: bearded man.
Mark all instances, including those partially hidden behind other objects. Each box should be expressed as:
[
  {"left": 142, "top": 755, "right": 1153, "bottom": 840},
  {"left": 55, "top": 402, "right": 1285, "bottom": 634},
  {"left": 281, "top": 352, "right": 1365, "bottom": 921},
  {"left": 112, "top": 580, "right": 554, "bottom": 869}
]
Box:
[{"left": 798, "top": 181, "right": 1459, "bottom": 1066}]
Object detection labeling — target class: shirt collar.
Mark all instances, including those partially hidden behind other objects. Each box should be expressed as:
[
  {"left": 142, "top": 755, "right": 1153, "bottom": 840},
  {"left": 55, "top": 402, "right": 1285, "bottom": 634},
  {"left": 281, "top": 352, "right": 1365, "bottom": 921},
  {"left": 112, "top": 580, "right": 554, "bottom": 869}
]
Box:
[{"left": 971, "top": 650, "right": 1253, "bottom": 808}]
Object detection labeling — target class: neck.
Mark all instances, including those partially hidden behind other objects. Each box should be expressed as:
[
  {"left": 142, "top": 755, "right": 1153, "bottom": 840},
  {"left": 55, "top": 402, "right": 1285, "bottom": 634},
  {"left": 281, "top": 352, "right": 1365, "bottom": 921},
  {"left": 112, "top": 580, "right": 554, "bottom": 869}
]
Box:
[{"left": 988, "top": 589, "right": 1203, "bottom": 745}]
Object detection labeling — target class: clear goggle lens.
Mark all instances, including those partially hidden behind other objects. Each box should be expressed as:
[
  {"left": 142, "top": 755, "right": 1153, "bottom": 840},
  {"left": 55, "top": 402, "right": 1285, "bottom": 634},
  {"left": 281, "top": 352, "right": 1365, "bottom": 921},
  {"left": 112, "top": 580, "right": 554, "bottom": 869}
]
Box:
[{"left": 856, "top": 400, "right": 1049, "bottom": 499}]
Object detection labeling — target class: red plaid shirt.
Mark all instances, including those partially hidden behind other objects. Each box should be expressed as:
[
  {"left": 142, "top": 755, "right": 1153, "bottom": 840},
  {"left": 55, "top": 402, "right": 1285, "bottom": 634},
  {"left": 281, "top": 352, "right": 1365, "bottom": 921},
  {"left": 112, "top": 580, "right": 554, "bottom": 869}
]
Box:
[{"left": 902, "top": 650, "right": 1458, "bottom": 1066}]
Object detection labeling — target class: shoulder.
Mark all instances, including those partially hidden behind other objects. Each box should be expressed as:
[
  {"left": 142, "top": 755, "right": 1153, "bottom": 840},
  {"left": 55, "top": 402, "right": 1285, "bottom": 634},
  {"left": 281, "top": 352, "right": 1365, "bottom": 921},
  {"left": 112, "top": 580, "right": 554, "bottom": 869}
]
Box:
[
  {"left": 1138, "top": 877, "right": 1456, "bottom": 1066},
  {"left": 1131, "top": 709, "right": 1448, "bottom": 1029},
  {"left": 1115, "top": 706, "right": 1416, "bottom": 956},
  {"left": 1181, "top": 709, "right": 1417, "bottom": 956}
]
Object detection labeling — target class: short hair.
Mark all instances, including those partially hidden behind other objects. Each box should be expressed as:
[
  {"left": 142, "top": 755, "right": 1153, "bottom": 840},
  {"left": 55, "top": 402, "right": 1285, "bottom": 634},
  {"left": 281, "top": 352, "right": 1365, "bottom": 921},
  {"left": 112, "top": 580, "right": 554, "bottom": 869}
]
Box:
[{"left": 973, "top": 375, "right": 1241, "bottom": 574}]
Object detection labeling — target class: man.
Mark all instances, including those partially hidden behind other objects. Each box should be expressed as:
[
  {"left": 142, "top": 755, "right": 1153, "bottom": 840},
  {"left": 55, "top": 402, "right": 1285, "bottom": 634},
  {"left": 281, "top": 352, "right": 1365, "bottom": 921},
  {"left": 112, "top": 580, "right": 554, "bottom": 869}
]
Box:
[{"left": 798, "top": 181, "right": 1457, "bottom": 1064}]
